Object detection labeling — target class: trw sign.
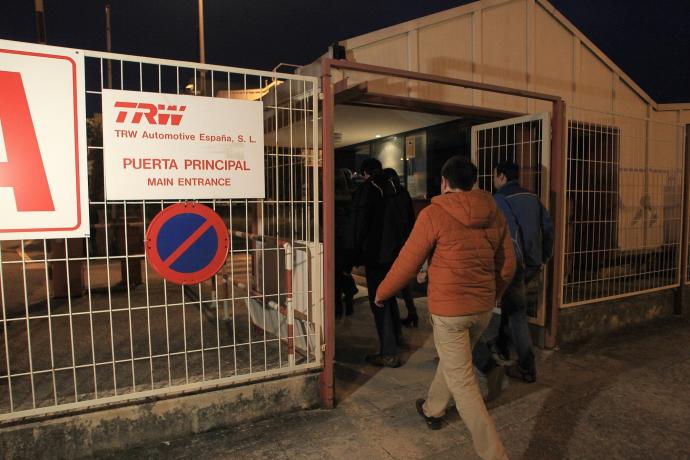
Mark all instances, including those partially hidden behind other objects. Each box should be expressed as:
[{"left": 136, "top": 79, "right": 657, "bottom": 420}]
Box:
[
  {"left": 102, "top": 89, "right": 265, "bottom": 200},
  {"left": 0, "top": 40, "right": 89, "bottom": 240}
]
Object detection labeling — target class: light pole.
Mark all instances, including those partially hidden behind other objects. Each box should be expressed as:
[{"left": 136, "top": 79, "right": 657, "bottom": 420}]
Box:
[
  {"left": 198, "top": 0, "right": 206, "bottom": 64},
  {"left": 34, "top": 0, "right": 47, "bottom": 44},
  {"left": 197, "top": 0, "right": 207, "bottom": 95},
  {"left": 105, "top": 1, "right": 113, "bottom": 89}
]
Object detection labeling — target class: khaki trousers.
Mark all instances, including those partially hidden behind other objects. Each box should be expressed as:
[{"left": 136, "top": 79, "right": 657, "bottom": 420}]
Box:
[{"left": 423, "top": 311, "right": 508, "bottom": 460}]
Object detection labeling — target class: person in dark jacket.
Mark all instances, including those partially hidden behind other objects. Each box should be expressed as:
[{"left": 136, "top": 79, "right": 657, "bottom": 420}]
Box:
[
  {"left": 335, "top": 168, "right": 357, "bottom": 318},
  {"left": 347, "top": 159, "right": 404, "bottom": 367},
  {"left": 382, "top": 168, "right": 419, "bottom": 327},
  {"left": 488, "top": 161, "right": 554, "bottom": 384}
]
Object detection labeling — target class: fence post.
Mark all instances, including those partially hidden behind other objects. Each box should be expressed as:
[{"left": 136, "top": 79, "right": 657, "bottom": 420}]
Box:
[
  {"left": 545, "top": 99, "right": 566, "bottom": 349},
  {"left": 284, "top": 242, "right": 296, "bottom": 367},
  {"left": 319, "top": 59, "right": 335, "bottom": 409},
  {"left": 676, "top": 125, "right": 690, "bottom": 315}
]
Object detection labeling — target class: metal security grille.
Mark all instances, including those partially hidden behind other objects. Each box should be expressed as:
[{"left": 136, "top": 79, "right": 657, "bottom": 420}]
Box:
[
  {"left": 0, "top": 51, "right": 322, "bottom": 421},
  {"left": 563, "top": 107, "right": 684, "bottom": 306},
  {"left": 471, "top": 113, "right": 551, "bottom": 324}
]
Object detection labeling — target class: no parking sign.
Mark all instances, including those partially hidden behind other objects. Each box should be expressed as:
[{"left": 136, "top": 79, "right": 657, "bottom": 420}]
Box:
[{"left": 146, "top": 203, "right": 229, "bottom": 285}]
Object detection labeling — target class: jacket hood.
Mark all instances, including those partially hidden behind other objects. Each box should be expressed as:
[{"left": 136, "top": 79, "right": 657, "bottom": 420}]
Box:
[{"left": 431, "top": 190, "right": 498, "bottom": 228}]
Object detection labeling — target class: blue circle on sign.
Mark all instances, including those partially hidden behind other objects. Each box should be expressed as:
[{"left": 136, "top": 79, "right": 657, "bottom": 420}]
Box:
[
  {"left": 156, "top": 213, "right": 218, "bottom": 273},
  {"left": 146, "top": 203, "right": 230, "bottom": 285}
]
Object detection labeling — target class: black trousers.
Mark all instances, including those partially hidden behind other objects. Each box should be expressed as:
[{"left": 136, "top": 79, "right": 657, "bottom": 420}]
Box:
[
  {"left": 496, "top": 267, "right": 536, "bottom": 374},
  {"left": 335, "top": 271, "right": 357, "bottom": 317},
  {"left": 400, "top": 285, "right": 417, "bottom": 317},
  {"left": 473, "top": 267, "right": 539, "bottom": 375},
  {"left": 365, "top": 264, "right": 403, "bottom": 357}
]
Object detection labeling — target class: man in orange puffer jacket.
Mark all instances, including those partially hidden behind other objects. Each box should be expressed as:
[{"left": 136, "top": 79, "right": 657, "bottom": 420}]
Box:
[{"left": 375, "top": 155, "right": 515, "bottom": 460}]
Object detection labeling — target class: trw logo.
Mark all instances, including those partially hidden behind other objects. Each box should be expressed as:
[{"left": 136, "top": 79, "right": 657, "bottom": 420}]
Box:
[
  {"left": 114, "top": 102, "right": 186, "bottom": 125},
  {"left": 0, "top": 41, "right": 89, "bottom": 240}
]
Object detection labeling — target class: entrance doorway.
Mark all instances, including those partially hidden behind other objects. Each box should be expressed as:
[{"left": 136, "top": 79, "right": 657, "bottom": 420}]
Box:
[
  {"left": 329, "top": 98, "right": 551, "bottom": 405},
  {"left": 319, "top": 58, "right": 566, "bottom": 408}
]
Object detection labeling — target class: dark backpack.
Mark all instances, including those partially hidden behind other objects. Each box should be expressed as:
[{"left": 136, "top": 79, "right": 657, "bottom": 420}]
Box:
[{"left": 494, "top": 194, "right": 526, "bottom": 270}]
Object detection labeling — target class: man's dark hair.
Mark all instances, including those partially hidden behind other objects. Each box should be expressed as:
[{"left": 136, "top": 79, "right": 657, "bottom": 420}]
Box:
[
  {"left": 441, "top": 155, "right": 477, "bottom": 191},
  {"left": 494, "top": 161, "right": 519, "bottom": 182},
  {"left": 382, "top": 167, "right": 401, "bottom": 189},
  {"left": 360, "top": 158, "right": 382, "bottom": 176}
]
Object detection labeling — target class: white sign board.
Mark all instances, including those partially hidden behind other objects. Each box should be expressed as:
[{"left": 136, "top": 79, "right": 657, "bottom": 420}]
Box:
[
  {"left": 102, "top": 90, "right": 265, "bottom": 200},
  {"left": 0, "top": 40, "right": 89, "bottom": 240}
]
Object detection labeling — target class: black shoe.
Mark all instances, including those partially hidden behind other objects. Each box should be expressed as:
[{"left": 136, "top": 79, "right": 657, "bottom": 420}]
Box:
[
  {"left": 485, "top": 365, "right": 505, "bottom": 402},
  {"left": 401, "top": 314, "right": 419, "bottom": 328},
  {"left": 506, "top": 364, "right": 536, "bottom": 383},
  {"left": 365, "top": 354, "right": 401, "bottom": 368},
  {"left": 415, "top": 399, "right": 443, "bottom": 430}
]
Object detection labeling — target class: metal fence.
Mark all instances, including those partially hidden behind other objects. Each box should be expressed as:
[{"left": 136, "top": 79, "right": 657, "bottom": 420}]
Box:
[
  {"left": 562, "top": 107, "right": 685, "bottom": 306},
  {"left": 0, "top": 51, "right": 322, "bottom": 421}
]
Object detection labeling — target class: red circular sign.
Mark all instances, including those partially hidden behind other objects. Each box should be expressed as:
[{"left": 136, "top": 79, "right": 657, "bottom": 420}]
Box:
[{"left": 145, "top": 202, "right": 230, "bottom": 285}]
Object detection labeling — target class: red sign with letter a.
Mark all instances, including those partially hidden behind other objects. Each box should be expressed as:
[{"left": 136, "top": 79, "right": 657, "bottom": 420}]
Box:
[{"left": 0, "top": 40, "right": 89, "bottom": 240}]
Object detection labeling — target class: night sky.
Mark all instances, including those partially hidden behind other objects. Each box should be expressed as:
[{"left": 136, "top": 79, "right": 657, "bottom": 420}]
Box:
[{"left": 1, "top": 0, "right": 689, "bottom": 103}]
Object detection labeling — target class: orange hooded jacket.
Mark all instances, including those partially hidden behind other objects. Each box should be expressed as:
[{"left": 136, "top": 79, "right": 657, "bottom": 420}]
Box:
[{"left": 376, "top": 189, "right": 516, "bottom": 316}]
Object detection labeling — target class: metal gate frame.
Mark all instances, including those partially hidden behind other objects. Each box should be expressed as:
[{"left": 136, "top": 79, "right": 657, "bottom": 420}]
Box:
[
  {"left": 319, "top": 58, "right": 566, "bottom": 408},
  {"left": 0, "top": 45, "right": 322, "bottom": 422},
  {"left": 674, "top": 122, "right": 687, "bottom": 314},
  {"left": 471, "top": 112, "right": 552, "bottom": 326}
]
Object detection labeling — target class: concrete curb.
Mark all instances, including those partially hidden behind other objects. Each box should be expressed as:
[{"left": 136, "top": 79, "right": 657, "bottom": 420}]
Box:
[{"left": 0, "top": 372, "right": 321, "bottom": 459}]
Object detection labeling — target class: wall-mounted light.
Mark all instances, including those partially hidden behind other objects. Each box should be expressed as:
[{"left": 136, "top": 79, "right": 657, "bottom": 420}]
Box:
[{"left": 375, "top": 134, "right": 381, "bottom": 138}]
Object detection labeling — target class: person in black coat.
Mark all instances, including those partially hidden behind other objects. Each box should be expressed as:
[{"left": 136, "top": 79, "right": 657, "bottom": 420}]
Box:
[
  {"left": 346, "top": 159, "right": 405, "bottom": 367},
  {"left": 334, "top": 168, "right": 357, "bottom": 318},
  {"left": 382, "top": 168, "right": 419, "bottom": 327}
]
